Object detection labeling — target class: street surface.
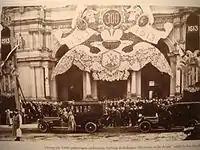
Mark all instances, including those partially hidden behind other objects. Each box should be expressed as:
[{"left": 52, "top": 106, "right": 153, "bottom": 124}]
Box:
[
  {"left": 0, "top": 125, "right": 187, "bottom": 142},
  {"left": 1, "top": 126, "right": 199, "bottom": 150}
]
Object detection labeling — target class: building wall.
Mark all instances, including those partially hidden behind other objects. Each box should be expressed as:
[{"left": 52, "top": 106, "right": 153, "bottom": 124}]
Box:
[{"left": 1, "top": 5, "right": 200, "bottom": 101}]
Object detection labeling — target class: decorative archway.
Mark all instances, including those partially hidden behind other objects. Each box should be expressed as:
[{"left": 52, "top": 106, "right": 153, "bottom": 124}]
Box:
[
  {"left": 141, "top": 40, "right": 171, "bottom": 99},
  {"left": 51, "top": 5, "right": 173, "bottom": 100}
]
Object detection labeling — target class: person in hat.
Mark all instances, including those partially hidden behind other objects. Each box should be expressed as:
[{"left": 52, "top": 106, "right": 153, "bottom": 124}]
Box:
[{"left": 12, "top": 109, "right": 22, "bottom": 141}]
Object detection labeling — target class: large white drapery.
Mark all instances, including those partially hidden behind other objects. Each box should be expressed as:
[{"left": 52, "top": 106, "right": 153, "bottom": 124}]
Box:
[{"left": 52, "top": 42, "right": 172, "bottom": 81}]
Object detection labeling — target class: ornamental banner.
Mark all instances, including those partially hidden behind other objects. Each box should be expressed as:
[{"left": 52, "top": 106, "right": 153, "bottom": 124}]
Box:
[
  {"left": 125, "top": 22, "right": 173, "bottom": 44},
  {"left": 52, "top": 5, "right": 173, "bottom": 81},
  {"left": 186, "top": 13, "right": 199, "bottom": 52},
  {"left": 60, "top": 28, "right": 97, "bottom": 49}
]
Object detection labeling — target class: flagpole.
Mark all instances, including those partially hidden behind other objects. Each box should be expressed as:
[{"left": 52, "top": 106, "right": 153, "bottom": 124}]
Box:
[{"left": 13, "top": 45, "right": 21, "bottom": 111}]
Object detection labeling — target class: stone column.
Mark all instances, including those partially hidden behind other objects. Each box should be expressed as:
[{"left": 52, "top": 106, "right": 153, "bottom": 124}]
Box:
[
  {"left": 191, "top": 67, "right": 194, "bottom": 85},
  {"left": 35, "top": 67, "right": 40, "bottom": 99},
  {"left": 51, "top": 75, "right": 58, "bottom": 101},
  {"left": 45, "top": 33, "right": 49, "bottom": 49},
  {"left": 195, "top": 67, "right": 198, "bottom": 83},
  {"left": 30, "top": 66, "right": 36, "bottom": 100},
  {"left": 188, "top": 74, "right": 191, "bottom": 86},
  {"left": 130, "top": 71, "right": 137, "bottom": 96},
  {"left": 35, "top": 32, "right": 39, "bottom": 49},
  {"left": 181, "top": 70, "right": 185, "bottom": 93},
  {"left": 136, "top": 71, "right": 141, "bottom": 98},
  {"left": 198, "top": 67, "right": 200, "bottom": 82},
  {"left": 44, "top": 64, "right": 50, "bottom": 97},
  {"left": 85, "top": 72, "right": 92, "bottom": 96},
  {"left": 91, "top": 79, "right": 98, "bottom": 100},
  {"left": 170, "top": 55, "right": 177, "bottom": 97},
  {"left": 50, "top": 65, "right": 58, "bottom": 101},
  {"left": 48, "top": 33, "right": 52, "bottom": 50},
  {"left": 35, "top": 67, "right": 45, "bottom": 99},
  {"left": 40, "top": 32, "right": 43, "bottom": 48},
  {"left": 176, "top": 69, "right": 181, "bottom": 93},
  {"left": 184, "top": 72, "right": 188, "bottom": 88},
  {"left": 41, "top": 68, "right": 45, "bottom": 98},
  {"left": 127, "top": 77, "right": 131, "bottom": 97}
]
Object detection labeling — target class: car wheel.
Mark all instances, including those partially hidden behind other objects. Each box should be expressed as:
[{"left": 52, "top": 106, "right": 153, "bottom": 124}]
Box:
[
  {"left": 38, "top": 122, "right": 49, "bottom": 133},
  {"left": 139, "top": 121, "right": 151, "bottom": 133},
  {"left": 85, "top": 122, "right": 97, "bottom": 133}
]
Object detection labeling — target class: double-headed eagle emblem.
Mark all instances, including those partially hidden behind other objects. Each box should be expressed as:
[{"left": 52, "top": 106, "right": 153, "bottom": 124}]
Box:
[{"left": 52, "top": 5, "right": 173, "bottom": 81}]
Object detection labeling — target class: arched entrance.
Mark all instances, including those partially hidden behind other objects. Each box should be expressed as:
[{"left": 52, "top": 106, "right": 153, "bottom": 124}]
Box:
[
  {"left": 141, "top": 64, "right": 170, "bottom": 99},
  {"left": 98, "top": 80, "right": 127, "bottom": 99},
  {"left": 141, "top": 40, "right": 170, "bottom": 99},
  {"left": 56, "top": 65, "right": 83, "bottom": 101}
]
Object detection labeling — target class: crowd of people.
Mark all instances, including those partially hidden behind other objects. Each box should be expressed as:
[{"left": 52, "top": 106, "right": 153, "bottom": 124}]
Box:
[
  {"left": 21, "top": 101, "right": 59, "bottom": 123},
  {"left": 2, "top": 96, "right": 183, "bottom": 141},
  {"left": 4, "top": 96, "right": 182, "bottom": 126},
  {"left": 102, "top": 97, "right": 182, "bottom": 127}
]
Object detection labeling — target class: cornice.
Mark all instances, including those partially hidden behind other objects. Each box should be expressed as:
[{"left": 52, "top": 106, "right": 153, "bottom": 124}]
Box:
[
  {"left": 9, "top": 18, "right": 72, "bottom": 29},
  {"left": 46, "top": 5, "right": 76, "bottom": 12},
  {"left": 10, "top": 18, "right": 44, "bottom": 26},
  {"left": 5, "top": 7, "right": 199, "bottom": 30},
  {"left": 17, "top": 57, "right": 55, "bottom": 63},
  {"left": 2, "top": 6, "right": 42, "bottom": 14}
]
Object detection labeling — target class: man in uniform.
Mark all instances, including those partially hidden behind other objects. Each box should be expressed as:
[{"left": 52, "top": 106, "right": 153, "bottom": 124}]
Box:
[{"left": 12, "top": 109, "right": 22, "bottom": 141}]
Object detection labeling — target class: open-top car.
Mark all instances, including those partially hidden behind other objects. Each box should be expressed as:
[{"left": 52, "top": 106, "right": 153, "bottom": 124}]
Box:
[{"left": 37, "top": 101, "right": 104, "bottom": 133}]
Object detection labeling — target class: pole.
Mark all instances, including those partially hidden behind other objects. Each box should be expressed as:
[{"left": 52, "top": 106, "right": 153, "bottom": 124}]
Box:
[
  {"left": 17, "top": 77, "right": 26, "bottom": 104},
  {"left": 13, "top": 52, "right": 21, "bottom": 111}
]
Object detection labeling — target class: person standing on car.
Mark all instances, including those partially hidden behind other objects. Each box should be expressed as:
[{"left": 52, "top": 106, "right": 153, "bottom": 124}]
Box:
[
  {"left": 62, "top": 108, "right": 69, "bottom": 123},
  {"left": 68, "top": 109, "right": 76, "bottom": 133},
  {"left": 12, "top": 109, "right": 22, "bottom": 141}
]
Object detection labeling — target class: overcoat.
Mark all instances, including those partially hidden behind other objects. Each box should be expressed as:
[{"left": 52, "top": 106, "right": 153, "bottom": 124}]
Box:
[{"left": 12, "top": 113, "right": 22, "bottom": 137}]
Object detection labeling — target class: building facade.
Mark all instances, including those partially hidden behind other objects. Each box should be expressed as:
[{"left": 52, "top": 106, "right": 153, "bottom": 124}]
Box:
[{"left": 1, "top": 5, "right": 200, "bottom": 102}]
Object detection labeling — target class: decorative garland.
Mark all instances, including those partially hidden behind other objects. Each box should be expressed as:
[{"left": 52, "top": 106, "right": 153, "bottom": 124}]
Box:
[{"left": 52, "top": 42, "right": 172, "bottom": 81}]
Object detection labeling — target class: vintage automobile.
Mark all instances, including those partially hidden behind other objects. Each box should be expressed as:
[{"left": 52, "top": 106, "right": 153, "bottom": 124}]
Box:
[
  {"left": 137, "top": 102, "right": 161, "bottom": 133},
  {"left": 167, "top": 102, "right": 200, "bottom": 128},
  {"left": 137, "top": 102, "right": 200, "bottom": 133},
  {"left": 37, "top": 101, "right": 104, "bottom": 133}
]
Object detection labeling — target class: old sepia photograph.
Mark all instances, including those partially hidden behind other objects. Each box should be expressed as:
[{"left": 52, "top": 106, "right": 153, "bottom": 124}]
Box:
[{"left": 0, "top": 0, "right": 200, "bottom": 149}]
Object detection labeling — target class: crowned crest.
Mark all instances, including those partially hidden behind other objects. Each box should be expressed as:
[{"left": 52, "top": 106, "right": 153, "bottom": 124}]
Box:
[{"left": 101, "top": 28, "right": 123, "bottom": 42}]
